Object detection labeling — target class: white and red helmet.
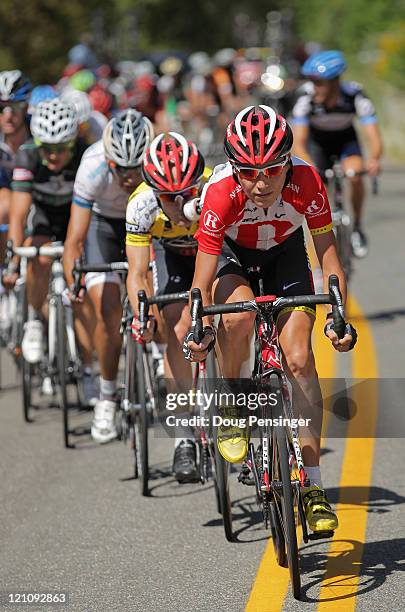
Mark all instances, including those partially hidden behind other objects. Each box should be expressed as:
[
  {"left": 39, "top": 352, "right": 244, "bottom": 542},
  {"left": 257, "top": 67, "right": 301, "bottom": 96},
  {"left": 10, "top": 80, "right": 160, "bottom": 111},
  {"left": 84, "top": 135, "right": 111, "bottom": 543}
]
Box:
[
  {"left": 224, "top": 104, "right": 293, "bottom": 167},
  {"left": 142, "top": 132, "right": 205, "bottom": 193}
]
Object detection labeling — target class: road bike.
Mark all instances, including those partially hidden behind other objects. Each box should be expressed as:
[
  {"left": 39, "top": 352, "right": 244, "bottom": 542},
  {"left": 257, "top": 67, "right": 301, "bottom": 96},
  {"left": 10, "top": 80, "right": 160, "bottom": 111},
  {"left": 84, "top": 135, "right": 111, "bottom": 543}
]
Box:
[
  {"left": 190, "top": 274, "right": 347, "bottom": 599},
  {"left": 8, "top": 242, "right": 84, "bottom": 446}
]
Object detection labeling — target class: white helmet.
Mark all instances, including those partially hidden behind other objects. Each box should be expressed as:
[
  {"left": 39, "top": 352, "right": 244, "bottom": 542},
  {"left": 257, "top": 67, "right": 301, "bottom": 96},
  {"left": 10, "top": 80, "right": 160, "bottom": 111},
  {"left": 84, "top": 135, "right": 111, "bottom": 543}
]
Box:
[
  {"left": 60, "top": 87, "right": 92, "bottom": 124},
  {"left": 31, "top": 98, "right": 79, "bottom": 144},
  {"left": 103, "top": 108, "right": 154, "bottom": 167},
  {"left": 0, "top": 69, "right": 31, "bottom": 102}
]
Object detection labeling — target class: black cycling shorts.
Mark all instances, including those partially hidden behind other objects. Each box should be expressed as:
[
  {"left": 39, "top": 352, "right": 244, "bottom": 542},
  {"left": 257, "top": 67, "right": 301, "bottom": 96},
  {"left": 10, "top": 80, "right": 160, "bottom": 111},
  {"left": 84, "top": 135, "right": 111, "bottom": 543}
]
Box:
[
  {"left": 152, "top": 238, "right": 196, "bottom": 309},
  {"left": 308, "top": 126, "right": 362, "bottom": 177},
  {"left": 85, "top": 212, "right": 126, "bottom": 265},
  {"left": 216, "top": 226, "right": 315, "bottom": 316},
  {"left": 26, "top": 203, "right": 71, "bottom": 242}
]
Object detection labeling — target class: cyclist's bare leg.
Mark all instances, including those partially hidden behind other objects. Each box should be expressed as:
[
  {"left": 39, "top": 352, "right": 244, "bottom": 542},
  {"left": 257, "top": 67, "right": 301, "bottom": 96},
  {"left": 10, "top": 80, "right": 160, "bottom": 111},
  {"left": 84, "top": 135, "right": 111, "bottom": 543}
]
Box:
[
  {"left": 0, "top": 188, "right": 11, "bottom": 263},
  {"left": 277, "top": 309, "right": 322, "bottom": 467},
  {"left": 161, "top": 302, "right": 191, "bottom": 391},
  {"left": 342, "top": 154, "right": 364, "bottom": 226},
  {"left": 213, "top": 274, "right": 255, "bottom": 377},
  {"left": 73, "top": 295, "right": 96, "bottom": 366},
  {"left": 88, "top": 282, "right": 122, "bottom": 383},
  {"left": 25, "top": 235, "right": 52, "bottom": 312}
]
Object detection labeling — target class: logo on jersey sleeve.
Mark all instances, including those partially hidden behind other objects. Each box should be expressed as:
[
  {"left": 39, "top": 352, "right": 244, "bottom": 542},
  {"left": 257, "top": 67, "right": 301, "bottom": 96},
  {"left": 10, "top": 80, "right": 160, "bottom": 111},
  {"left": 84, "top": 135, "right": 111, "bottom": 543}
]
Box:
[
  {"left": 306, "top": 192, "right": 327, "bottom": 217},
  {"left": 203, "top": 210, "right": 225, "bottom": 233}
]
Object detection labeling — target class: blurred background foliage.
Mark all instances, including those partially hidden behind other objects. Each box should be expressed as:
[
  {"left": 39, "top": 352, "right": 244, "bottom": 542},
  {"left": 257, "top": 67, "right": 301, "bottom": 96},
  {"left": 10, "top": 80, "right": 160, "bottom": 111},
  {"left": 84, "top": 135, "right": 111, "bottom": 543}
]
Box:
[
  {"left": 0, "top": 0, "right": 403, "bottom": 87},
  {"left": 0, "top": 0, "right": 404, "bottom": 157}
]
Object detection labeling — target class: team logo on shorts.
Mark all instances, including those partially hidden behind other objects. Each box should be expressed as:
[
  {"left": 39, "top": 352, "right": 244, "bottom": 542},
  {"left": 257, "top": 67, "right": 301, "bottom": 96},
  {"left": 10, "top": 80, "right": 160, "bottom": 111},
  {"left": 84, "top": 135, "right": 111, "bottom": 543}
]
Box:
[
  {"left": 306, "top": 192, "right": 326, "bottom": 217},
  {"left": 203, "top": 210, "right": 224, "bottom": 232}
]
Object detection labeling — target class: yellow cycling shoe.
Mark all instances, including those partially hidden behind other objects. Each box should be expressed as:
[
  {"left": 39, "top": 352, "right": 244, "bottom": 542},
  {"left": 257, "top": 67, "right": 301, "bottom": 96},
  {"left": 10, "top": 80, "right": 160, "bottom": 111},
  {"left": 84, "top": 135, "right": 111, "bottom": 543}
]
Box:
[
  {"left": 303, "top": 486, "right": 338, "bottom": 532},
  {"left": 216, "top": 407, "right": 249, "bottom": 464}
]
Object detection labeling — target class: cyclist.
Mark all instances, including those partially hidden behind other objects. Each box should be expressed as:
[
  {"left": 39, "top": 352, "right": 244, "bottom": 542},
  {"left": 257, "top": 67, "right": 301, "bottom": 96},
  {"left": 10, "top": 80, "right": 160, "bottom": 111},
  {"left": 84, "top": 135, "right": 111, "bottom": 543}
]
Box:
[
  {"left": 184, "top": 105, "right": 358, "bottom": 532},
  {"left": 63, "top": 109, "right": 153, "bottom": 444},
  {"left": 0, "top": 71, "right": 32, "bottom": 263},
  {"left": 126, "top": 132, "right": 210, "bottom": 482},
  {"left": 60, "top": 87, "right": 107, "bottom": 145},
  {"left": 291, "top": 50, "right": 383, "bottom": 258},
  {"left": 27, "top": 85, "right": 58, "bottom": 116},
  {"left": 4, "top": 98, "right": 97, "bottom": 402}
]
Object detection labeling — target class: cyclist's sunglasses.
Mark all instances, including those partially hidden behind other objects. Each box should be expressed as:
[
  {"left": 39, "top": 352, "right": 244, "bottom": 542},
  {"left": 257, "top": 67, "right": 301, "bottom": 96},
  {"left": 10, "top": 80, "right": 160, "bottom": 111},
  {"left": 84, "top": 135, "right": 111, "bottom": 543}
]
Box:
[
  {"left": 37, "top": 140, "right": 75, "bottom": 154},
  {"left": 157, "top": 185, "right": 199, "bottom": 204},
  {"left": 232, "top": 156, "right": 290, "bottom": 181},
  {"left": 0, "top": 101, "right": 27, "bottom": 114}
]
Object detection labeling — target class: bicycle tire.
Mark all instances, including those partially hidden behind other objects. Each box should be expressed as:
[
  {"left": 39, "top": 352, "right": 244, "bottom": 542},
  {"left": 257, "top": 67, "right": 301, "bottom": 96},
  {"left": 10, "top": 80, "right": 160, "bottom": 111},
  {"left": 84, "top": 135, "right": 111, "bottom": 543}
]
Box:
[
  {"left": 274, "top": 417, "right": 301, "bottom": 599},
  {"left": 135, "top": 341, "right": 149, "bottom": 496},
  {"left": 269, "top": 498, "right": 287, "bottom": 567},
  {"left": 125, "top": 329, "right": 138, "bottom": 478},
  {"left": 213, "top": 437, "right": 233, "bottom": 541},
  {"left": 202, "top": 352, "right": 223, "bottom": 515},
  {"left": 22, "top": 357, "right": 33, "bottom": 422},
  {"left": 55, "top": 296, "right": 70, "bottom": 448}
]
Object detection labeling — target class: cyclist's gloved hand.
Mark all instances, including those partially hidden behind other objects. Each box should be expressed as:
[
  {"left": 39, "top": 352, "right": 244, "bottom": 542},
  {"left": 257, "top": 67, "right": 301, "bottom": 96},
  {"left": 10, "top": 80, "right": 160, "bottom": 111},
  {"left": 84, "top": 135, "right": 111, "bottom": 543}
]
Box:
[
  {"left": 183, "top": 326, "right": 216, "bottom": 362},
  {"left": 324, "top": 319, "right": 357, "bottom": 352},
  {"left": 131, "top": 315, "right": 156, "bottom": 343},
  {"left": 67, "top": 282, "right": 86, "bottom": 304}
]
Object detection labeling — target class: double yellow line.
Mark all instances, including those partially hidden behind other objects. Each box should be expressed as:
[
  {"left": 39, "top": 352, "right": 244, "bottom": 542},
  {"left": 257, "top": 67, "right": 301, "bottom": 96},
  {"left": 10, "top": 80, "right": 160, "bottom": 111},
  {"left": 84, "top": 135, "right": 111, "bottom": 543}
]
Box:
[{"left": 245, "top": 295, "right": 378, "bottom": 611}]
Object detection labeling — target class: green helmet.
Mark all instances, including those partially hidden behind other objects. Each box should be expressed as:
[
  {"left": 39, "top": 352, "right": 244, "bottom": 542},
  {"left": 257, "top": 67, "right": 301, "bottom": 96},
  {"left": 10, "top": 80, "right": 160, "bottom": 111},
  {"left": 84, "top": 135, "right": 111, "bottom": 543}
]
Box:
[{"left": 69, "top": 69, "right": 96, "bottom": 92}]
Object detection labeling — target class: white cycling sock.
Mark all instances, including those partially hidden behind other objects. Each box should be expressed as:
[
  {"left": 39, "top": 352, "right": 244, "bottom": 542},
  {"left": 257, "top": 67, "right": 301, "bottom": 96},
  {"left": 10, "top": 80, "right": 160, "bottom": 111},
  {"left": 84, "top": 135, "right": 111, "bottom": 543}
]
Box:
[
  {"left": 304, "top": 466, "right": 323, "bottom": 489},
  {"left": 100, "top": 377, "right": 117, "bottom": 400}
]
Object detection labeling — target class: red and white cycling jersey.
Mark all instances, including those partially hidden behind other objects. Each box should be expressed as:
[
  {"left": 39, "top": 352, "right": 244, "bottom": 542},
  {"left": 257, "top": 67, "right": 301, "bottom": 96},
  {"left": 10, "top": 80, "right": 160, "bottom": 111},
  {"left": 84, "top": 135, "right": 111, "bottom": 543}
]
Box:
[{"left": 196, "top": 157, "right": 333, "bottom": 254}]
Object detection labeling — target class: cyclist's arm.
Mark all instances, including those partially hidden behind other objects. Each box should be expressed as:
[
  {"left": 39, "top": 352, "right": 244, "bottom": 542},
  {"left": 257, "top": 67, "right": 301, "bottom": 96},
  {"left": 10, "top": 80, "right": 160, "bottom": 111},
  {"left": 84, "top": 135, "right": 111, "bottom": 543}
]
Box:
[
  {"left": 8, "top": 191, "right": 32, "bottom": 266},
  {"left": 190, "top": 249, "right": 219, "bottom": 327},
  {"left": 313, "top": 231, "right": 347, "bottom": 306},
  {"left": 361, "top": 122, "right": 383, "bottom": 174},
  {"left": 292, "top": 124, "right": 313, "bottom": 164},
  {"left": 63, "top": 204, "right": 92, "bottom": 288},
  {"left": 126, "top": 244, "right": 151, "bottom": 315}
]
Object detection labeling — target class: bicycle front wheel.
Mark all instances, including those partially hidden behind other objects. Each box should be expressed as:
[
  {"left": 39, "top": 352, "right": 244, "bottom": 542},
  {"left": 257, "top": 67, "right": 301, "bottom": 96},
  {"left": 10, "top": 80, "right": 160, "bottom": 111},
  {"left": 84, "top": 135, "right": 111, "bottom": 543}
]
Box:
[
  {"left": 135, "top": 341, "right": 150, "bottom": 496},
  {"left": 274, "top": 421, "right": 300, "bottom": 599},
  {"left": 55, "top": 296, "right": 69, "bottom": 448}
]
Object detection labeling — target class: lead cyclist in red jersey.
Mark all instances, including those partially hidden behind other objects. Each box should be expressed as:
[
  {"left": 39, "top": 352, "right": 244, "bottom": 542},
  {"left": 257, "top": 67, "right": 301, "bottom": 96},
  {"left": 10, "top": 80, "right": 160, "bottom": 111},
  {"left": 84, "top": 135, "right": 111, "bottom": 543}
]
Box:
[{"left": 185, "top": 105, "right": 358, "bottom": 532}]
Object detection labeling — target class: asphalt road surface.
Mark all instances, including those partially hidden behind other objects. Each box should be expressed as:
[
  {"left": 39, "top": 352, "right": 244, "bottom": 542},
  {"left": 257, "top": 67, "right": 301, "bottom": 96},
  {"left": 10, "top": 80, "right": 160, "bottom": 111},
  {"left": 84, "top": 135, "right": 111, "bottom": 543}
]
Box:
[{"left": 1, "top": 168, "right": 404, "bottom": 612}]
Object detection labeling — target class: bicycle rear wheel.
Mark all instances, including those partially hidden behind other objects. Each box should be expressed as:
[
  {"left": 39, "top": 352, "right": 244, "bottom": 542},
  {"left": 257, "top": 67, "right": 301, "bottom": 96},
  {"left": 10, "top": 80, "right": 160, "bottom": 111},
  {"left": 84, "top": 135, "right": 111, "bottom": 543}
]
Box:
[{"left": 135, "top": 341, "right": 150, "bottom": 496}]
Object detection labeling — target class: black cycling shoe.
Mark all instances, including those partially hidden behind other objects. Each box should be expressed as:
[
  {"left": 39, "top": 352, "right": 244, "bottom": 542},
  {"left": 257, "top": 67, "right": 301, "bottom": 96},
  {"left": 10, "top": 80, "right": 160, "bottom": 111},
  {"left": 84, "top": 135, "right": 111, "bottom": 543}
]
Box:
[{"left": 172, "top": 440, "right": 200, "bottom": 484}]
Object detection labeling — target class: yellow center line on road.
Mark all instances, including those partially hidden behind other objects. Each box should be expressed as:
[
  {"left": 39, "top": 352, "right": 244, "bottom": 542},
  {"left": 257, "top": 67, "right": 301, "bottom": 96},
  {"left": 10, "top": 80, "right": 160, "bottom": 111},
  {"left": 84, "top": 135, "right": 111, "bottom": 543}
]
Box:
[
  {"left": 245, "top": 295, "right": 337, "bottom": 611},
  {"left": 317, "top": 294, "right": 378, "bottom": 609}
]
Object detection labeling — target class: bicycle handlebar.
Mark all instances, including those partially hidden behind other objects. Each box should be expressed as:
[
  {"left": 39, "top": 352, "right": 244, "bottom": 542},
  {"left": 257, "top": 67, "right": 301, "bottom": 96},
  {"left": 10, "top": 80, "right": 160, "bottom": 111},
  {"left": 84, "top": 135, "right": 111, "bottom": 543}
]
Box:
[
  {"left": 190, "top": 274, "right": 347, "bottom": 342},
  {"left": 72, "top": 258, "right": 128, "bottom": 298},
  {"left": 6, "top": 240, "right": 64, "bottom": 260},
  {"left": 136, "top": 290, "right": 189, "bottom": 333}
]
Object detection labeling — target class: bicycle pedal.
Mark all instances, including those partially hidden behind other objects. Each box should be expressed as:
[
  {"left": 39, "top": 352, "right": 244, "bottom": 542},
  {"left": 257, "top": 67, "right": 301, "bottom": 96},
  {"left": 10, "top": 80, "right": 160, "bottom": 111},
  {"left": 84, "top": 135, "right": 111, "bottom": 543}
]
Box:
[
  {"left": 308, "top": 530, "right": 334, "bottom": 540},
  {"left": 238, "top": 470, "right": 255, "bottom": 486}
]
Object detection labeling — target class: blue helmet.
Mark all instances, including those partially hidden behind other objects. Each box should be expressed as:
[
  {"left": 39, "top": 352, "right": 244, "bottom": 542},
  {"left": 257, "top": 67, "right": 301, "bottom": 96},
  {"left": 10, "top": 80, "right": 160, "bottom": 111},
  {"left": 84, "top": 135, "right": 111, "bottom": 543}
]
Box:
[
  {"left": 0, "top": 70, "right": 32, "bottom": 102},
  {"left": 28, "top": 85, "right": 58, "bottom": 115},
  {"left": 301, "top": 50, "right": 347, "bottom": 80}
]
